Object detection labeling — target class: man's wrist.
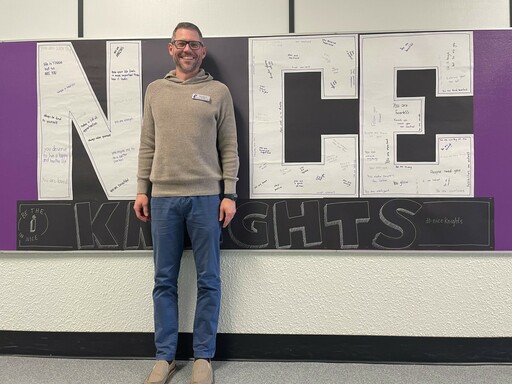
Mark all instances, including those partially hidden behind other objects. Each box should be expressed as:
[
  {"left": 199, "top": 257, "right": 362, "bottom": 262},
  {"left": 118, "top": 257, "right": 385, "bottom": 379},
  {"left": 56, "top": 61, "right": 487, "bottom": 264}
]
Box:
[{"left": 223, "top": 193, "right": 238, "bottom": 201}]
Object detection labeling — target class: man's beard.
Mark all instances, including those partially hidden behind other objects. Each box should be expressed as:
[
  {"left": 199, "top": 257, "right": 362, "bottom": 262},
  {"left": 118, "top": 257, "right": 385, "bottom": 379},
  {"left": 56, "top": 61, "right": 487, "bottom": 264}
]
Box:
[{"left": 174, "top": 54, "right": 200, "bottom": 74}]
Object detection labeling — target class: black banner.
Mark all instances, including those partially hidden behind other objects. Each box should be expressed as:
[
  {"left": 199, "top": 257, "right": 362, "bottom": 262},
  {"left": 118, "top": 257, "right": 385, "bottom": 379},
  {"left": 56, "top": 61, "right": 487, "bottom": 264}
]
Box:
[{"left": 17, "top": 198, "right": 493, "bottom": 251}]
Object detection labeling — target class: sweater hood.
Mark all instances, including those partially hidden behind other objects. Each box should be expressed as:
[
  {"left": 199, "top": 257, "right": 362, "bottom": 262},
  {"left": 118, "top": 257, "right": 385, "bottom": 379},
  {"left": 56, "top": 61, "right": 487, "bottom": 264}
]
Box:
[{"left": 164, "top": 68, "right": 213, "bottom": 84}]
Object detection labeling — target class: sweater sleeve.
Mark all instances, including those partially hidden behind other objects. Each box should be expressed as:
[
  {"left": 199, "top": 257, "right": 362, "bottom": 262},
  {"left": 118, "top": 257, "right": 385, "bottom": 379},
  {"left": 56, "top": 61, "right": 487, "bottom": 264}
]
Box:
[
  {"left": 216, "top": 86, "right": 240, "bottom": 195},
  {"left": 136, "top": 84, "right": 156, "bottom": 195}
]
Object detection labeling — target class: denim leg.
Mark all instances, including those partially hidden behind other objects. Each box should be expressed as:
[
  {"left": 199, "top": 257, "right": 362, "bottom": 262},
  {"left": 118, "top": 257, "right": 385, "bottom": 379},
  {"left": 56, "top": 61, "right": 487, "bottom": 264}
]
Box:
[
  {"left": 185, "top": 195, "right": 222, "bottom": 359},
  {"left": 150, "top": 197, "right": 185, "bottom": 361}
]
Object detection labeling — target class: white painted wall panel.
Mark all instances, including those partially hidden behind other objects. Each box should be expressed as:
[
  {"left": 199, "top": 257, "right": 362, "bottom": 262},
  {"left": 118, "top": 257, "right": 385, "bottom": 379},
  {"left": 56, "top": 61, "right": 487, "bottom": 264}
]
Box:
[
  {"left": 0, "top": 0, "right": 77, "bottom": 40},
  {"left": 295, "top": 0, "right": 509, "bottom": 33},
  {"left": 84, "top": 0, "right": 288, "bottom": 38}
]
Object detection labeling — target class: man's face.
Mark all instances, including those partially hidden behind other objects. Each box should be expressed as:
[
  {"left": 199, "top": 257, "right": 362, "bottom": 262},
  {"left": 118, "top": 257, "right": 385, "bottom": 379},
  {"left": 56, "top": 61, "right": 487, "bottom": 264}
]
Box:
[{"left": 168, "top": 28, "right": 207, "bottom": 80}]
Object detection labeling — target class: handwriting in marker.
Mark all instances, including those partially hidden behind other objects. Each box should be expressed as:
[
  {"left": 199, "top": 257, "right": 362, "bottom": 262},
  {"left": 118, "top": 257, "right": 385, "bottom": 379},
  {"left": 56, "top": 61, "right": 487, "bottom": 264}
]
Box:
[
  {"left": 400, "top": 42, "right": 413, "bottom": 52},
  {"left": 264, "top": 59, "right": 275, "bottom": 79},
  {"left": 322, "top": 39, "right": 336, "bottom": 47},
  {"left": 114, "top": 46, "right": 124, "bottom": 57},
  {"left": 259, "top": 85, "right": 269, "bottom": 94}
]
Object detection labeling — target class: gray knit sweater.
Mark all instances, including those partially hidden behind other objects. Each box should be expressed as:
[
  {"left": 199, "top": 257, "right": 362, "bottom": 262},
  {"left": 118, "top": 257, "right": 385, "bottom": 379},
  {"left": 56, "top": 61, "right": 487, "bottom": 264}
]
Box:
[{"left": 136, "top": 69, "right": 239, "bottom": 197}]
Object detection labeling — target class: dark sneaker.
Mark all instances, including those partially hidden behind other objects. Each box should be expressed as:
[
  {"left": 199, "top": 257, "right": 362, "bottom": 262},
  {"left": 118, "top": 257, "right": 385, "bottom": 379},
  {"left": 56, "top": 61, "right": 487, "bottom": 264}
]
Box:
[
  {"left": 191, "top": 359, "right": 214, "bottom": 384},
  {"left": 144, "top": 360, "right": 176, "bottom": 384}
]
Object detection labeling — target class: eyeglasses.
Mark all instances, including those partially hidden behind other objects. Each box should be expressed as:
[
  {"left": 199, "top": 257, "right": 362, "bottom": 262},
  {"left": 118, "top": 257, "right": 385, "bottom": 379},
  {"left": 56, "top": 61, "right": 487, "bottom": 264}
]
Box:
[{"left": 171, "top": 40, "right": 204, "bottom": 50}]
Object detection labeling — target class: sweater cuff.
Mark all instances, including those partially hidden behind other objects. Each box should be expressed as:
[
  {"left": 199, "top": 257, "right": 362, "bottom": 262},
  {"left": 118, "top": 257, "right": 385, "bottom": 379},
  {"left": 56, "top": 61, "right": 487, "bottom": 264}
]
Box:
[
  {"left": 223, "top": 179, "right": 237, "bottom": 195},
  {"left": 137, "top": 180, "right": 151, "bottom": 195}
]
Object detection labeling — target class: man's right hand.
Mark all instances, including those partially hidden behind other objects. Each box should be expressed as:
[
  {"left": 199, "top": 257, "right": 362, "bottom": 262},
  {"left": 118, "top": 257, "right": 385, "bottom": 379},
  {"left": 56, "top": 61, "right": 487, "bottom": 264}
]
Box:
[{"left": 134, "top": 193, "right": 150, "bottom": 222}]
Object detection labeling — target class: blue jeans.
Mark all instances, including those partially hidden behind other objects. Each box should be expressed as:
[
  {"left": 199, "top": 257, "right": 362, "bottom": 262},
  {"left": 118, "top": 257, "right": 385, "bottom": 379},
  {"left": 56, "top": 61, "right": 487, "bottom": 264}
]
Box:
[{"left": 150, "top": 195, "right": 221, "bottom": 360}]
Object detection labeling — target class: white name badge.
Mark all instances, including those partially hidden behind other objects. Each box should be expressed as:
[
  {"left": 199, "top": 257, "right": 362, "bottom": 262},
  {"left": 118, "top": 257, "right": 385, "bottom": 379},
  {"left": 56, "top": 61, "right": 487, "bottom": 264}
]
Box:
[{"left": 192, "top": 93, "right": 211, "bottom": 102}]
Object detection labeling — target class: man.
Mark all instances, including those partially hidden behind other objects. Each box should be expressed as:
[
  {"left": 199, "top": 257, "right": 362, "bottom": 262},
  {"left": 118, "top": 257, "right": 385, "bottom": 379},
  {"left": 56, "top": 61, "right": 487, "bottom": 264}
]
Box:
[{"left": 134, "top": 22, "right": 239, "bottom": 384}]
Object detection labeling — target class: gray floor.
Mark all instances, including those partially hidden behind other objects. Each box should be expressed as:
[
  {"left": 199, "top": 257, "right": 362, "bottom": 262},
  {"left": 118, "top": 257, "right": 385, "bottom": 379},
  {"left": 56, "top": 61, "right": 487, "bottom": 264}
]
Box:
[{"left": 1, "top": 356, "right": 512, "bottom": 384}]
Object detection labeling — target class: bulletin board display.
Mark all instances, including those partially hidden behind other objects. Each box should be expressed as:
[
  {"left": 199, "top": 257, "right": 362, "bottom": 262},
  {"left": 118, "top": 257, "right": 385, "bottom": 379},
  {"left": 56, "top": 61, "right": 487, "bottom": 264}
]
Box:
[{"left": 2, "top": 30, "right": 510, "bottom": 251}]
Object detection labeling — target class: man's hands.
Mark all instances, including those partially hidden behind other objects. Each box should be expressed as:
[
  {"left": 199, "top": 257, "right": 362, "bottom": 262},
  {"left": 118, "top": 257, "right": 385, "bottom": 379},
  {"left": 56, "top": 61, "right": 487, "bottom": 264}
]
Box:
[
  {"left": 219, "top": 198, "right": 236, "bottom": 228},
  {"left": 134, "top": 193, "right": 150, "bottom": 222}
]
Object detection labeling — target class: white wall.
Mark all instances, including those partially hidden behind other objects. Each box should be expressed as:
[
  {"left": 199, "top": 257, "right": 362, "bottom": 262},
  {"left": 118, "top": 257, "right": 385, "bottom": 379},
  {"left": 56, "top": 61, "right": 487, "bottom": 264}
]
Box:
[
  {"left": 83, "top": 0, "right": 289, "bottom": 38},
  {"left": 1, "top": 0, "right": 512, "bottom": 338},
  {"left": 2, "top": 250, "right": 512, "bottom": 336},
  {"left": 295, "top": 0, "right": 510, "bottom": 33},
  {"left": 0, "top": 0, "right": 77, "bottom": 40}
]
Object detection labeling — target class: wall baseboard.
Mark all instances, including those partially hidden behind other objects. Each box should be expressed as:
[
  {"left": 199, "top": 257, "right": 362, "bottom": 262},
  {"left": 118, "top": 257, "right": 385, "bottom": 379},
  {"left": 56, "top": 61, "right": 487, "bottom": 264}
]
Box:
[{"left": 1, "top": 331, "right": 512, "bottom": 363}]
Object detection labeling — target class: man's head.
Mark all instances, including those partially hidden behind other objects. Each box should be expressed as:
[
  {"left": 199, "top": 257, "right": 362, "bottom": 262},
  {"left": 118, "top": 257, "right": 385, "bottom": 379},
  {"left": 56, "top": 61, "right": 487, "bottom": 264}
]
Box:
[{"left": 169, "top": 22, "right": 207, "bottom": 80}]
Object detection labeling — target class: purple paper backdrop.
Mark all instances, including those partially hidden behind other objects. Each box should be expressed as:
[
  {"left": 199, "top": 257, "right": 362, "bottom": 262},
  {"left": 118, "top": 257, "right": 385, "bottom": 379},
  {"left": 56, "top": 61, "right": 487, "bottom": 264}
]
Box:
[
  {"left": 473, "top": 31, "right": 512, "bottom": 250},
  {"left": 1, "top": 42, "right": 38, "bottom": 250},
  {"left": 1, "top": 32, "right": 512, "bottom": 250}
]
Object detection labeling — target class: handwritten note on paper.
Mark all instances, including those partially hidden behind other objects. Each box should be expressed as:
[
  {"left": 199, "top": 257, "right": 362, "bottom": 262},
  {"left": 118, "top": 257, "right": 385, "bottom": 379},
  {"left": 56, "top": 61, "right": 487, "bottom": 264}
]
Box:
[
  {"left": 360, "top": 32, "right": 474, "bottom": 197},
  {"left": 249, "top": 35, "right": 359, "bottom": 198},
  {"left": 37, "top": 41, "right": 142, "bottom": 200}
]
